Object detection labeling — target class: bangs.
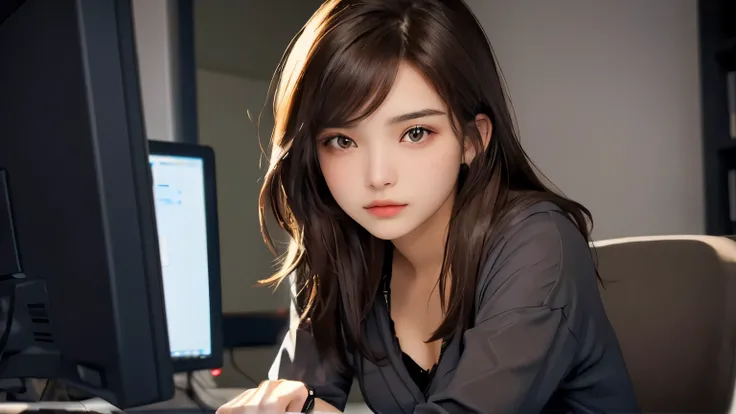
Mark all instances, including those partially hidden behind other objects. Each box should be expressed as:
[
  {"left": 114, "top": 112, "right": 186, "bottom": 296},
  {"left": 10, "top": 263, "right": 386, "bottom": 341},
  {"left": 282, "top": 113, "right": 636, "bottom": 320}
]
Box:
[{"left": 304, "top": 22, "right": 404, "bottom": 131}]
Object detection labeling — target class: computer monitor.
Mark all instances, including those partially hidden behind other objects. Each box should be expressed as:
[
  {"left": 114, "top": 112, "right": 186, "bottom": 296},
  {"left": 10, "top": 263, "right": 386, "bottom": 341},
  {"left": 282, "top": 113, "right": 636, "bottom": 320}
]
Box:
[
  {"left": 0, "top": 0, "right": 173, "bottom": 409},
  {"left": 148, "top": 140, "right": 223, "bottom": 373}
]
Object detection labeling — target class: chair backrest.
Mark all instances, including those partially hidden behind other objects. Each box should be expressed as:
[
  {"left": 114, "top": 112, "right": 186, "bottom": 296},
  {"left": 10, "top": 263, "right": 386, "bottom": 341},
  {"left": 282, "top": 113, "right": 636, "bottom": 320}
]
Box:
[{"left": 592, "top": 235, "right": 736, "bottom": 413}]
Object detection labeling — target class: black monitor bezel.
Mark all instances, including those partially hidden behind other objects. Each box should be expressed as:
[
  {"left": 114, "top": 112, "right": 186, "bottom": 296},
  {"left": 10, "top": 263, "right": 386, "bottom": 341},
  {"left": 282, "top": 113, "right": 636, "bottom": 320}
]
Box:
[
  {"left": 0, "top": 0, "right": 176, "bottom": 406},
  {"left": 148, "top": 140, "right": 223, "bottom": 373}
]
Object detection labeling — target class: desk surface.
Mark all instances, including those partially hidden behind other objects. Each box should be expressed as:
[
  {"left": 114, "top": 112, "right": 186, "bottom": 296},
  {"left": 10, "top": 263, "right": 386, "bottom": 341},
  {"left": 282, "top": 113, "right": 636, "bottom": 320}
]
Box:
[
  {"left": 129, "top": 390, "right": 201, "bottom": 412},
  {"left": 131, "top": 389, "right": 373, "bottom": 414}
]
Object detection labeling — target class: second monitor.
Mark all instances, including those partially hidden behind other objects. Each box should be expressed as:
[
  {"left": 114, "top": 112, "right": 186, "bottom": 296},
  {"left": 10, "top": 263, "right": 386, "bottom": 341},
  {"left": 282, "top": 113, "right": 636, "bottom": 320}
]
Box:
[{"left": 149, "top": 140, "right": 223, "bottom": 373}]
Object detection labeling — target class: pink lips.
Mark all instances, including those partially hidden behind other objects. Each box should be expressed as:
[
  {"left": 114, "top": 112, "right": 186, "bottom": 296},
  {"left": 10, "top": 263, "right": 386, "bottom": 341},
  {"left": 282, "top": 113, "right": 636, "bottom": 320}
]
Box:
[{"left": 364, "top": 200, "right": 407, "bottom": 218}]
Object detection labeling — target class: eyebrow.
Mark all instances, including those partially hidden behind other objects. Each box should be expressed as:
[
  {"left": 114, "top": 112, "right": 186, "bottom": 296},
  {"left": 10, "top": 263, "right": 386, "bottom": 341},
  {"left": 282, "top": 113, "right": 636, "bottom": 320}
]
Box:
[
  {"left": 389, "top": 108, "right": 446, "bottom": 124},
  {"left": 321, "top": 108, "right": 447, "bottom": 131}
]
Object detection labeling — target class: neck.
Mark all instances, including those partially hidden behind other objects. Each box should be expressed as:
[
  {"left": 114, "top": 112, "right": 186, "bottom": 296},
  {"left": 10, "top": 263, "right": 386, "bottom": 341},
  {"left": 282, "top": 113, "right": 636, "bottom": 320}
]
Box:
[{"left": 391, "top": 192, "right": 454, "bottom": 279}]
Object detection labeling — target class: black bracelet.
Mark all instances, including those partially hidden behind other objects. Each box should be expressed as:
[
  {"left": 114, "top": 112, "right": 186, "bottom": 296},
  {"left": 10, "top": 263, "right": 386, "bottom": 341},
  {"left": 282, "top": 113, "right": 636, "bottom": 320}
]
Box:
[{"left": 300, "top": 384, "right": 315, "bottom": 413}]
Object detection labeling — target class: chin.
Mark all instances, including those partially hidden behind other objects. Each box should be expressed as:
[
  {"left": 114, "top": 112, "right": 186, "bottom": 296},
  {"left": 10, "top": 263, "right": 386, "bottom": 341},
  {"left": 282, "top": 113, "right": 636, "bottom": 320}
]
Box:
[{"left": 359, "top": 220, "right": 417, "bottom": 241}]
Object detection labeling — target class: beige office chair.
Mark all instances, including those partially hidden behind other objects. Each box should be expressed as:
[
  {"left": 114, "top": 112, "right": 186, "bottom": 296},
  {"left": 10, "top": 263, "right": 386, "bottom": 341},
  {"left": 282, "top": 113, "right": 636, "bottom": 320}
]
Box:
[{"left": 593, "top": 235, "right": 736, "bottom": 413}]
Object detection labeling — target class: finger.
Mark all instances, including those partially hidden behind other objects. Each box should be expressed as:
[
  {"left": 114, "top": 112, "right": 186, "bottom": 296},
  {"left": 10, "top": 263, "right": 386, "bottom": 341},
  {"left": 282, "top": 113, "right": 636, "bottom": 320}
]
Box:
[
  {"left": 247, "top": 380, "right": 283, "bottom": 414},
  {"left": 245, "top": 380, "right": 274, "bottom": 405},
  {"left": 217, "top": 388, "right": 255, "bottom": 414},
  {"left": 226, "top": 388, "right": 258, "bottom": 414},
  {"left": 261, "top": 381, "right": 301, "bottom": 414},
  {"left": 258, "top": 382, "right": 291, "bottom": 414},
  {"left": 239, "top": 381, "right": 269, "bottom": 408},
  {"left": 284, "top": 383, "right": 308, "bottom": 413}
]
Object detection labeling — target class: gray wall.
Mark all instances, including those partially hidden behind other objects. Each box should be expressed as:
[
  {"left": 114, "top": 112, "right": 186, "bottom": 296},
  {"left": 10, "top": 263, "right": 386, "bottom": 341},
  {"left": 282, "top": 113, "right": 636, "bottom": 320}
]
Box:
[
  {"left": 132, "top": 0, "right": 182, "bottom": 143},
  {"left": 196, "top": 69, "right": 285, "bottom": 314},
  {"left": 467, "top": 0, "right": 704, "bottom": 239},
  {"left": 193, "top": 0, "right": 322, "bottom": 390}
]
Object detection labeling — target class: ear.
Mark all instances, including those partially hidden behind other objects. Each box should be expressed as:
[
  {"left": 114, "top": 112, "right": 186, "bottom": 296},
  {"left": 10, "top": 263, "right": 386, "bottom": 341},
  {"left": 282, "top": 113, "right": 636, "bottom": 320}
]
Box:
[{"left": 463, "top": 114, "right": 492, "bottom": 164}]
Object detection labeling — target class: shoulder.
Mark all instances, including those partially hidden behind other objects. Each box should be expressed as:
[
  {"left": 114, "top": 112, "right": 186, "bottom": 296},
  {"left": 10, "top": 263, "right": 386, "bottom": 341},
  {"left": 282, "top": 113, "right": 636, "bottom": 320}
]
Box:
[{"left": 475, "top": 201, "right": 596, "bottom": 318}]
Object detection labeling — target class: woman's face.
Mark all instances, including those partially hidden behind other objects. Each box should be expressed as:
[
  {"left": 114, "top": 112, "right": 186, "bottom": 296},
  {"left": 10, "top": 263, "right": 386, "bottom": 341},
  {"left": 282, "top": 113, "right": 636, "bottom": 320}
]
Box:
[{"left": 316, "top": 63, "right": 463, "bottom": 241}]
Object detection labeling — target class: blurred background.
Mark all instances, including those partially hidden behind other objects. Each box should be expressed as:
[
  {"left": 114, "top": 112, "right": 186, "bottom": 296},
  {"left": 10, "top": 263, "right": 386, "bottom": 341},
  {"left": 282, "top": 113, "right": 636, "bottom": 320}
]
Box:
[{"left": 129, "top": 0, "right": 732, "bottom": 406}]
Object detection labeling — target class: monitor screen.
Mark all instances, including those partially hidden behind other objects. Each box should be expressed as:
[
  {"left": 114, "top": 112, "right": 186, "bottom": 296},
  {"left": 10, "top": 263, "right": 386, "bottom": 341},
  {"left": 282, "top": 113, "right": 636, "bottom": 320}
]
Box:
[{"left": 149, "top": 154, "right": 212, "bottom": 361}]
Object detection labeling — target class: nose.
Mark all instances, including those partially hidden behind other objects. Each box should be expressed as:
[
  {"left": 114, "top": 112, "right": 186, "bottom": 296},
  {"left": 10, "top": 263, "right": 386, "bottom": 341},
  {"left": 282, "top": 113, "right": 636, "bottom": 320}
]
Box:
[{"left": 365, "top": 145, "right": 396, "bottom": 190}]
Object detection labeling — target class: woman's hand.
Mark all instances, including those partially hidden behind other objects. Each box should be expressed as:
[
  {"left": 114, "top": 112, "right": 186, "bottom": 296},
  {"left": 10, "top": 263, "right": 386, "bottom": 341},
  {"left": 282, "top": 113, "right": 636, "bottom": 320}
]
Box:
[{"left": 216, "top": 380, "right": 308, "bottom": 414}]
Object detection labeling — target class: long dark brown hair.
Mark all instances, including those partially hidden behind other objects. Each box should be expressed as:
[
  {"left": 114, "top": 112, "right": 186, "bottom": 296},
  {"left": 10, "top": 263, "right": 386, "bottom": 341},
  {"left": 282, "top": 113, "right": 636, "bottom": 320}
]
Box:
[{"left": 258, "top": 0, "right": 593, "bottom": 372}]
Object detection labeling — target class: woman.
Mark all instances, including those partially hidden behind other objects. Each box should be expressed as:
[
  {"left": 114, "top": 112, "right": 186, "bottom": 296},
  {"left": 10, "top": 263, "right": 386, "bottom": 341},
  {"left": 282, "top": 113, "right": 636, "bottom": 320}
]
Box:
[{"left": 218, "top": 0, "right": 639, "bottom": 413}]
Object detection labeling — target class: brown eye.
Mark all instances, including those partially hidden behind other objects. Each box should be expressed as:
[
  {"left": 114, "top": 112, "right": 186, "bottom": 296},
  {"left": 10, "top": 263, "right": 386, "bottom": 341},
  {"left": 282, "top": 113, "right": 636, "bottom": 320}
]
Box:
[
  {"left": 401, "top": 126, "right": 430, "bottom": 143},
  {"left": 336, "top": 136, "right": 354, "bottom": 148},
  {"left": 324, "top": 135, "right": 355, "bottom": 149}
]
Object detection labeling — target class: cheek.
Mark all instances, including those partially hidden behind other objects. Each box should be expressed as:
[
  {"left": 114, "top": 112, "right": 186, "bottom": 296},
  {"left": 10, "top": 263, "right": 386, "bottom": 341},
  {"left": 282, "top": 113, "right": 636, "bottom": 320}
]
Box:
[
  {"left": 317, "top": 152, "right": 355, "bottom": 203},
  {"left": 403, "top": 142, "right": 461, "bottom": 188}
]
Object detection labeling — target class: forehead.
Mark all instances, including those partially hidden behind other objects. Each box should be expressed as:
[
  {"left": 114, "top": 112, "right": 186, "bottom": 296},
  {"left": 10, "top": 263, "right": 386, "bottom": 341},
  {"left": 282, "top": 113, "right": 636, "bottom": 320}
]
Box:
[{"left": 361, "top": 63, "right": 447, "bottom": 124}]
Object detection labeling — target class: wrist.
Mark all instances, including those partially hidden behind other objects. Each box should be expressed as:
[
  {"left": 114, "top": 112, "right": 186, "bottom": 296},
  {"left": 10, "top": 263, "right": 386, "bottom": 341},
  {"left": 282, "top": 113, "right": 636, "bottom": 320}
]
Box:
[{"left": 300, "top": 383, "right": 316, "bottom": 413}]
